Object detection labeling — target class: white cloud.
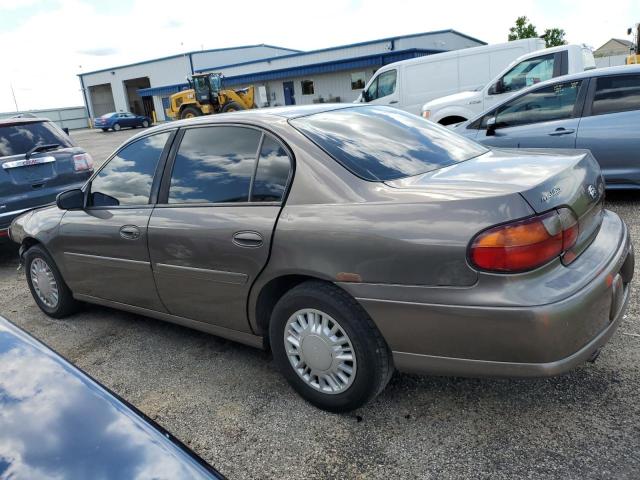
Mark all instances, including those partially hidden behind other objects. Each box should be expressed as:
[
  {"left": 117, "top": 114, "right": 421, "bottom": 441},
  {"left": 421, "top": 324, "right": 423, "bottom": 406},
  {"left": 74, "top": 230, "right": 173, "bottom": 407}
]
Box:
[{"left": 0, "top": 0, "right": 638, "bottom": 112}]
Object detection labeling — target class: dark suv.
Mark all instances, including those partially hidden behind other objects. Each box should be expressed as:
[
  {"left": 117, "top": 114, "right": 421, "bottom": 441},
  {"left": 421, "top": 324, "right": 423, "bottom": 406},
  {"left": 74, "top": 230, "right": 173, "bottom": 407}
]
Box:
[{"left": 0, "top": 117, "right": 94, "bottom": 237}]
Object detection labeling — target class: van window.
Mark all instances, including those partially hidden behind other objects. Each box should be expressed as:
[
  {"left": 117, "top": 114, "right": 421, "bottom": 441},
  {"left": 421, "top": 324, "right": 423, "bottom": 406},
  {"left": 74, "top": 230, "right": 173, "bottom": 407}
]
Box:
[
  {"left": 365, "top": 70, "right": 397, "bottom": 101},
  {"left": 496, "top": 53, "right": 556, "bottom": 94},
  {"left": 291, "top": 106, "right": 487, "bottom": 182},
  {"left": 591, "top": 74, "right": 640, "bottom": 116}
]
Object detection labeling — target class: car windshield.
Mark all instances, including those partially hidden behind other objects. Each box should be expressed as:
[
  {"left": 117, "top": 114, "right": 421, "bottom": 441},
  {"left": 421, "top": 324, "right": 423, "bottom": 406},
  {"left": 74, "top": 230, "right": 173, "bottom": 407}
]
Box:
[
  {"left": 0, "top": 121, "right": 72, "bottom": 157},
  {"left": 290, "top": 106, "right": 488, "bottom": 181}
]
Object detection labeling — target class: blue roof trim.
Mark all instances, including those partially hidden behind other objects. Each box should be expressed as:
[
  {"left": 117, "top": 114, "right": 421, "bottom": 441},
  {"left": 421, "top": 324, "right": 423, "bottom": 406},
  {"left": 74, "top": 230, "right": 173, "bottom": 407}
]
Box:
[
  {"left": 78, "top": 44, "right": 301, "bottom": 77},
  {"left": 195, "top": 29, "right": 486, "bottom": 73},
  {"left": 137, "top": 48, "right": 440, "bottom": 97}
]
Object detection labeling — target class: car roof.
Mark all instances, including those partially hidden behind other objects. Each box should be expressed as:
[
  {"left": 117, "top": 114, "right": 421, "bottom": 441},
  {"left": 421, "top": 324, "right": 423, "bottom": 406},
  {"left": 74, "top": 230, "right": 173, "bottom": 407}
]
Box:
[
  {"left": 0, "top": 117, "right": 49, "bottom": 126},
  {"left": 132, "top": 103, "right": 355, "bottom": 140}
]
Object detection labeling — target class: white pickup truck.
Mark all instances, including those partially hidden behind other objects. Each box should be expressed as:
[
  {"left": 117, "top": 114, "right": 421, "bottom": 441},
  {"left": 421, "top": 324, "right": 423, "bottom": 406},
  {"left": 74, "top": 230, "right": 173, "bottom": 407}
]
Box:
[{"left": 421, "top": 44, "right": 596, "bottom": 125}]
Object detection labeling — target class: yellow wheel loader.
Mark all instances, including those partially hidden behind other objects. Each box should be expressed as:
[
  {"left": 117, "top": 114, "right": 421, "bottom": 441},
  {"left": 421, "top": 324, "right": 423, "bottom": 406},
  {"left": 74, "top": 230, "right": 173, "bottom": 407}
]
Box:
[{"left": 165, "top": 73, "right": 255, "bottom": 120}]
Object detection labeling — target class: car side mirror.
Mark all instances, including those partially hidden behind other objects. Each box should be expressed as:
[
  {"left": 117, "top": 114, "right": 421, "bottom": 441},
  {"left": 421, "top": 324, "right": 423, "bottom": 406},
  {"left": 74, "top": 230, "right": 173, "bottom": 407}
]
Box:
[
  {"left": 56, "top": 189, "right": 85, "bottom": 210},
  {"left": 486, "top": 117, "right": 498, "bottom": 136}
]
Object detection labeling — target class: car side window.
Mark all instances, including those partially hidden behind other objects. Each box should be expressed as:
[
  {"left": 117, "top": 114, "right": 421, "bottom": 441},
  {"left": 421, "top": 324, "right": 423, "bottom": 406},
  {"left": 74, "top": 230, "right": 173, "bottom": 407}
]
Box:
[
  {"left": 90, "top": 132, "right": 171, "bottom": 207},
  {"left": 251, "top": 135, "right": 291, "bottom": 202},
  {"left": 591, "top": 74, "right": 640, "bottom": 116},
  {"left": 497, "top": 54, "right": 556, "bottom": 94},
  {"left": 168, "top": 126, "right": 262, "bottom": 204},
  {"left": 494, "top": 80, "right": 582, "bottom": 129}
]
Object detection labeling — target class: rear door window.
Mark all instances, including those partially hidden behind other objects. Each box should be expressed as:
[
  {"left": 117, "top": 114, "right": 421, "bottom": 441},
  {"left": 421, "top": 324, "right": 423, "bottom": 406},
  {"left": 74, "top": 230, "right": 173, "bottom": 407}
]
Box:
[
  {"left": 251, "top": 135, "right": 291, "bottom": 202},
  {"left": 494, "top": 80, "right": 582, "bottom": 128},
  {"left": 291, "top": 106, "right": 487, "bottom": 181},
  {"left": 0, "top": 121, "right": 72, "bottom": 157},
  {"left": 168, "top": 126, "right": 262, "bottom": 204},
  {"left": 590, "top": 74, "right": 640, "bottom": 116},
  {"left": 90, "top": 132, "right": 171, "bottom": 206}
]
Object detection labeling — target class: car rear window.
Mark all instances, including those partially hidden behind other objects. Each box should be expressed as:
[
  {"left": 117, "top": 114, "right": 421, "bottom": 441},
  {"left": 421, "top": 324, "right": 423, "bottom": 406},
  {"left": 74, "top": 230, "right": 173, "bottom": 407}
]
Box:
[
  {"left": 0, "top": 121, "right": 72, "bottom": 157},
  {"left": 290, "top": 106, "right": 488, "bottom": 181}
]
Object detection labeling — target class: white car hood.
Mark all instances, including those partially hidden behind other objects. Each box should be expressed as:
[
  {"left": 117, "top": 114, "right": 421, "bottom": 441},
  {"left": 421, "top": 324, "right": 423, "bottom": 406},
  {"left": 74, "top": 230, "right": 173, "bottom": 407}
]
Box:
[{"left": 423, "top": 90, "right": 480, "bottom": 111}]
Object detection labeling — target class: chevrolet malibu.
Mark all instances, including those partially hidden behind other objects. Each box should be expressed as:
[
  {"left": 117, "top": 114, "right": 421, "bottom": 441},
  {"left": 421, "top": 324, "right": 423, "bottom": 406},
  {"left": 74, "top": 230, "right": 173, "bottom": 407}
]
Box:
[{"left": 9, "top": 105, "right": 634, "bottom": 412}]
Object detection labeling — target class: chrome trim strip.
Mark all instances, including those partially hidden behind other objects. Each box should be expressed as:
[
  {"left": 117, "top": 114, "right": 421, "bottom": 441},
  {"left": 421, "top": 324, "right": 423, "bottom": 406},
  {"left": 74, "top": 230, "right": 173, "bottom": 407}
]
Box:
[
  {"left": 73, "top": 293, "right": 264, "bottom": 349},
  {"left": 0, "top": 207, "right": 32, "bottom": 218},
  {"left": 2, "top": 156, "right": 56, "bottom": 169},
  {"left": 64, "top": 252, "right": 151, "bottom": 272},
  {"left": 155, "top": 263, "right": 248, "bottom": 285}
]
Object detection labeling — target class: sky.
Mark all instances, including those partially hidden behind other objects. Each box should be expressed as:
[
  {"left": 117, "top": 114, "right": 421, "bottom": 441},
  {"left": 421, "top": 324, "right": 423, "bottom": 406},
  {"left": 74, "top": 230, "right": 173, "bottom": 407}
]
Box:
[{"left": 0, "top": 0, "right": 638, "bottom": 112}]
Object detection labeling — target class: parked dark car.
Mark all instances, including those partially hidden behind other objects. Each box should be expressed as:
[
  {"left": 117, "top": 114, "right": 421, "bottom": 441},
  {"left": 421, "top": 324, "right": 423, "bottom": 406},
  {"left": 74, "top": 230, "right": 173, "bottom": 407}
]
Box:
[
  {"left": 94, "top": 112, "right": 151, "bottom": 132},
  {"left": 10, "top": 105, "right": 634, "bottom": 412},
  {"left": 0, "top": 117, "right": 93, "bottom": 238},
  {"left": 456, "top": 65, "right": 640, "bottom": 189},
  {"left": 0, "top": 315, "right": 223, "bottom": 479}
]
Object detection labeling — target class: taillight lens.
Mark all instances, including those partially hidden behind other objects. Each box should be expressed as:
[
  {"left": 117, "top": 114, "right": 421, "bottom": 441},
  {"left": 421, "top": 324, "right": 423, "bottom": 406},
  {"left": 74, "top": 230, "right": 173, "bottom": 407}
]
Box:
[
  {"left": 470, "top": 209, "right": 579, "bottom": 273},
  {"left": 73, "top": 153, "right": 94, "bottom": 172}
]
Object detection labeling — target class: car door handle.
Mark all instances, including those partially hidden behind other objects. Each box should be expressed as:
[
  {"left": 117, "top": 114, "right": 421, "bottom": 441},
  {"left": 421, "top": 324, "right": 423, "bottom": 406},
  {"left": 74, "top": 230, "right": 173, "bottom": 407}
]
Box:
[
  {"left": 233, "top": 231, "right": 263, "bottom": 248},
  {"left": 388, "top": 100, "right": 398, "bottom": 104},
  {"left": 119, "top": 225, "right": 141, "bottom": 240},
  {"left": 548, "top": 128, "right": 575, "bottom": 136}
]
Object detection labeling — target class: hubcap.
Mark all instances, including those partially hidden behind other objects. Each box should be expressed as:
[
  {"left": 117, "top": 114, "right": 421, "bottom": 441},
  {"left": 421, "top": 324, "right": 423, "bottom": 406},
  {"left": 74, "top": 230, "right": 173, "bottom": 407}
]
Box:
[
  {"left": 30, "top": 258, "right": 59, "bottom": 308},
  {"left": 284, "top": 308, "right": 357, "bottom": 394}
]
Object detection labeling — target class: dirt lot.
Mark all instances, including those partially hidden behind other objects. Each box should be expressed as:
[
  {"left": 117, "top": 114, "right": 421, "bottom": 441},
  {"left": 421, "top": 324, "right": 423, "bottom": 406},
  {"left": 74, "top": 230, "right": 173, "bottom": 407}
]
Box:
[{"left": 1, "top": 128, "right": 639, "bottom": 479}]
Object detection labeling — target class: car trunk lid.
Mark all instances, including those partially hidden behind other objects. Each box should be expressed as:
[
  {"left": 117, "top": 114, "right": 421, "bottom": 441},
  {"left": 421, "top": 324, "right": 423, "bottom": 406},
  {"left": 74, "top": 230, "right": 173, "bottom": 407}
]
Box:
[{"left": 386, "top": 148, "right": 604, "bottom": 261}]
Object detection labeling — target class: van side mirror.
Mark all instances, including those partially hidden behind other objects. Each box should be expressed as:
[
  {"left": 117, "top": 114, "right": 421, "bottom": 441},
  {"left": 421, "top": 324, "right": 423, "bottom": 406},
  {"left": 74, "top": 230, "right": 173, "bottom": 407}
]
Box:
[
  {"left": 488, "top": 80, "right": 504, "bottom": 95},
  {"left": 486, "top": 117, "right": 498, "bottom": 136},
  {"left": 56, "top": 189, "right": 85, "bottom": 210}
]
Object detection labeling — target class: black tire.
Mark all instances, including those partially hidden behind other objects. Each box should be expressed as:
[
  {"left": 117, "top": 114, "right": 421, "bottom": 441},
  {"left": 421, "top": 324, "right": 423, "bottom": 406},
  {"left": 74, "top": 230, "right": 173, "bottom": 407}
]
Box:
[
  {"left": 180, "top": 106, "right": 202, "bottom": 119},
  {"left": 112, "top": 123, "right": 121, "bottom": 131},
  {"left": 24, "top": 245, "right": 79, "bottom": 318},
  {"left": 270, "top": 280, "right": 393, "bottom": 412},
  {"left": 142, "top": 119, "right": 150, "bottom": 128},
  {"left": 221, "top": 101, "right": 245, "bottom": 113},
  {"left": 101, "top": 128, "right": 108, "bottom": 132}
]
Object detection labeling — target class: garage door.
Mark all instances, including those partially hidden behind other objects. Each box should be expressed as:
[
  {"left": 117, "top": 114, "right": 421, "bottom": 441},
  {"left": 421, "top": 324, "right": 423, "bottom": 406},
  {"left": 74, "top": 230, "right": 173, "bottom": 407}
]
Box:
[{"left": 89, "top": 83, "right": 116, "bottom": 117}]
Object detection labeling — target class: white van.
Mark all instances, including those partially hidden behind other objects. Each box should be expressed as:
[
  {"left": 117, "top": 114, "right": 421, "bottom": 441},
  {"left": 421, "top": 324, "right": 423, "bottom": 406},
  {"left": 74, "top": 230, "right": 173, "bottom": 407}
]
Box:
[
  {"left": 422, "top": 44, "right": 596, "bottom": 125},
  {"left": 356, "top": 38, "right": 546, "bottom": 115}
]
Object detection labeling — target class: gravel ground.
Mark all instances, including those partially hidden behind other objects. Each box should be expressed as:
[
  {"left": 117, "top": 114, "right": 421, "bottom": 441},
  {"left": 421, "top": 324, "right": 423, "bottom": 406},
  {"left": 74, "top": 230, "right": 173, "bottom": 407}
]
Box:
[{"left": 1, "top": 129, "right": 639, "bottom": 479}]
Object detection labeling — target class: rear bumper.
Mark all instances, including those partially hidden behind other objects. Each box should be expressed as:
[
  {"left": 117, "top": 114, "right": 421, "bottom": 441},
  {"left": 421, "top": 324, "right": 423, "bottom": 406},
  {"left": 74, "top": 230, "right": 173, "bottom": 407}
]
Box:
[{"left": 342, "top": 211, "right": 634, "bottom": 378}]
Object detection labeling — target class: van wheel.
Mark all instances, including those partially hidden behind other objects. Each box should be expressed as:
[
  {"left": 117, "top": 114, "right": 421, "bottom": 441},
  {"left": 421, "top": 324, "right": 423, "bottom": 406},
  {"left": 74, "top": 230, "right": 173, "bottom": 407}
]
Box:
[
  {"left": 269, "top": 280, "right": 393, "bottom": 412},
  {"left": 25, "top": 245, "right": 79, "bottom": 318}
]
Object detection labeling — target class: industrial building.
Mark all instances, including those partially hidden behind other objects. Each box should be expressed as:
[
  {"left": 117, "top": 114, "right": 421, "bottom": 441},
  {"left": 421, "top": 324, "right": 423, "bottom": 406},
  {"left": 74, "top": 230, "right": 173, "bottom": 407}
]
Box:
[{"left": 78, "top": 30, "right": 485, "bottom": 122}]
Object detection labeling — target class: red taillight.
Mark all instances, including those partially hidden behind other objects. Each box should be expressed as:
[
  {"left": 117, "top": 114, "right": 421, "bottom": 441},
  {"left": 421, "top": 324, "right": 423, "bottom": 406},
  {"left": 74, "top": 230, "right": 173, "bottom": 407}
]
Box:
[
  {"left": 0, "top": 229, "right": 8, "bottom": 238},
  {"left": 73, "top": 153, "right": 94, "bottom": 172},
  {"left": 470, "top": 208, "right": 579, "bottom": 273}
]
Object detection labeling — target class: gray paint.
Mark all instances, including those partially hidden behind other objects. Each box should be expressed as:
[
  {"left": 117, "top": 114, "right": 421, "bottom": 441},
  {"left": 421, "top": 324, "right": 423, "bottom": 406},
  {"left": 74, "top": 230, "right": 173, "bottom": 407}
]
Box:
[{"left": 9, "top": 105, "right": 633, "bottom": 381}]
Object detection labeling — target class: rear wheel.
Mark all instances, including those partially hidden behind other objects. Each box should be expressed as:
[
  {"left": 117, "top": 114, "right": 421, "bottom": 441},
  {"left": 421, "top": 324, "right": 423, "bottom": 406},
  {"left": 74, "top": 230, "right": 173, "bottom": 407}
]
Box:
[
  {"left": 221, "top": 101, "right": 245, "bottom": 113},
  {"left": 142, "top": 119, "right": 150, "bottom": 128},
  {"left": 112, "top": 123, "right": 121, "bottom": 131},
  {"left": 25, "top": 245, "right": 79, "bottom": 318},
  {"left": 101, "top": 128, "right": 108, "bottom": 132},
  {"left": 180, "top": 106, "right": 202, "bottom": 119},
  {"left": 269, "top": 280, "right": 393, "bottom": 412}
]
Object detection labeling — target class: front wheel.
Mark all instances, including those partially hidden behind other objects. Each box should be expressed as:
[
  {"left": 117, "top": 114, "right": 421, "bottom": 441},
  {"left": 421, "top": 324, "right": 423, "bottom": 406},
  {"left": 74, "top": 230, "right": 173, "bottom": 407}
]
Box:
[
  {"left": 112, "top": 123, "right": 121, "bottom": 131},
  {"left": 270, "top": 281, "right": 393, "bottom": 412},
  {"left": 25, "top": 245, "right": 79, "bottom": 318}
]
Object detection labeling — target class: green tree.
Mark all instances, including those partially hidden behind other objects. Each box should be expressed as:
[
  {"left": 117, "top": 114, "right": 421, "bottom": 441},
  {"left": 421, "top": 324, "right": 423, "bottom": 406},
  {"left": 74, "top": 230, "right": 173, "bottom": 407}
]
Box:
[
  {"left": 508, "top": 16, "right": 538, "bottom": 41},
  {"left": 543, "top": 28, "right": 567, "bottom": 47}
]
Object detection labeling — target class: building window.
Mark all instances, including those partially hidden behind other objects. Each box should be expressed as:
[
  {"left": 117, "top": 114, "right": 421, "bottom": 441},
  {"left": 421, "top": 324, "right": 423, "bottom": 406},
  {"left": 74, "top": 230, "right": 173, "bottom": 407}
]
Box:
[
  {"left": 301, "top": 80, "right": 314, "bottom": 95},
  {"left": 351, "top": 72, "right": 366, "bottom": 90}
]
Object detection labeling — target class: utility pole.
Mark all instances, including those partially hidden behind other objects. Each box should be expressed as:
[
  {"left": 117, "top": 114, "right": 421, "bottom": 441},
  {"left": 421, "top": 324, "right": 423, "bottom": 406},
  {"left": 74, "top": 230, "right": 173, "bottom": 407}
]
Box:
[{"left": 9, "top": 82, "right": 19, "bottom": 112}]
